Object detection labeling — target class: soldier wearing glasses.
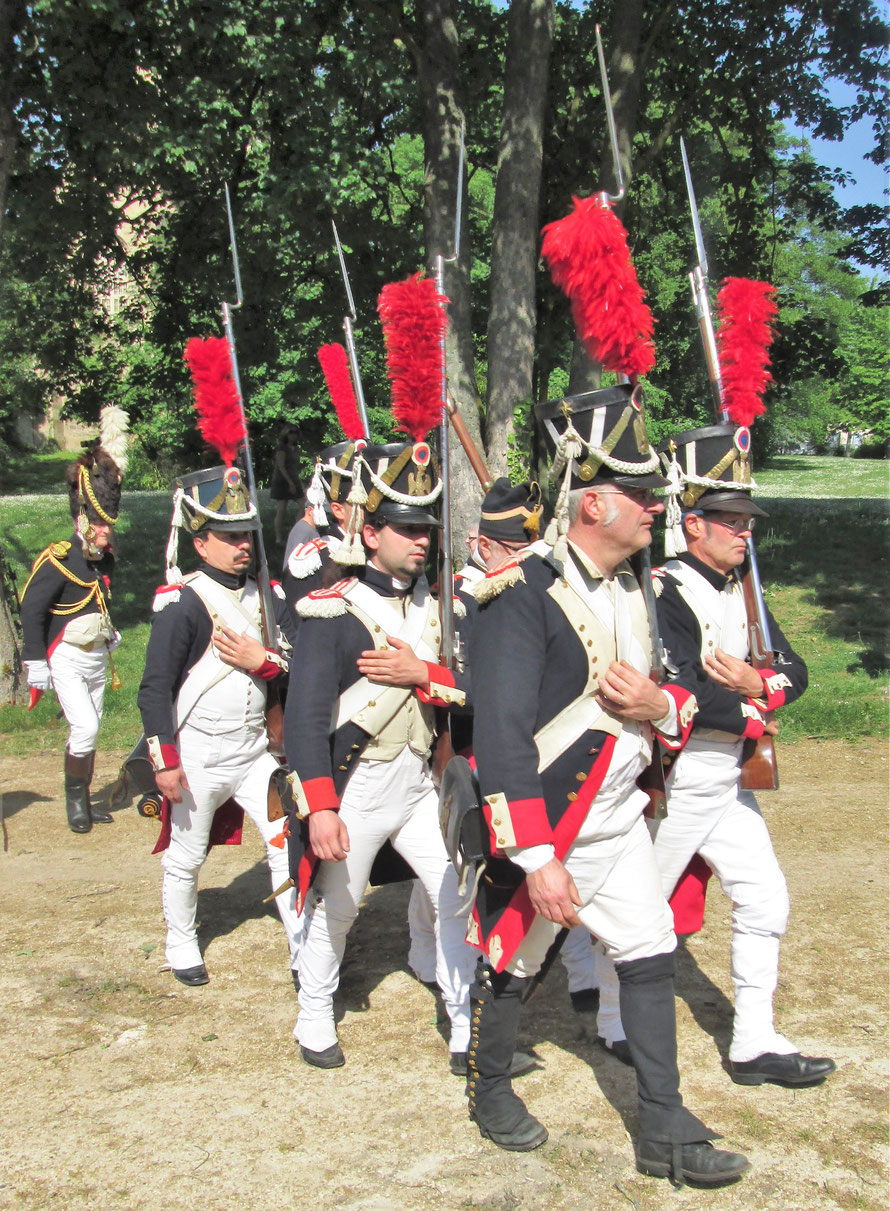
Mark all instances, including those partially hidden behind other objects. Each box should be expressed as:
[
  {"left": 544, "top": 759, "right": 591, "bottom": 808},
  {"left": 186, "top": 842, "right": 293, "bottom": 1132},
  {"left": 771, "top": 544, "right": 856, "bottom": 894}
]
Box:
[
  {"left": 646, "top": 424, "right": 834, "bottom": 1089},
  {"left": 463, "top": 388, "right": 749, "bottom": 1186}
]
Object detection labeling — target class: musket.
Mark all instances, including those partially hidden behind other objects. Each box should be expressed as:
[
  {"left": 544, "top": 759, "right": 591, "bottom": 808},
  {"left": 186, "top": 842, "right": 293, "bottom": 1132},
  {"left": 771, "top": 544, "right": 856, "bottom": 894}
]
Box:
[
  {"left": 434, "top": 117, "right": 467, "bottom": 675},
  {"left": 221, "top": 185, "right": 284, "bottom": 752},
  {"left": 594, "top": 25, "right": 667, "bottom": 818},
  {"left": 678, "top": 142, "right": 778, "bottom": 789},
  {"left": 331, "top": 221, "right": 372, "bottom": 439}
]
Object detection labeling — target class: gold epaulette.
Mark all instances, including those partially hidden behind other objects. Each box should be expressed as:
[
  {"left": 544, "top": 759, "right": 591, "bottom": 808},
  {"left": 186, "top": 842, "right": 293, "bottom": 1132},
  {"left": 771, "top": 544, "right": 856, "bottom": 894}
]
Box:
[{"left": 49, "top": 541, "right": 71, "bottom": 559}]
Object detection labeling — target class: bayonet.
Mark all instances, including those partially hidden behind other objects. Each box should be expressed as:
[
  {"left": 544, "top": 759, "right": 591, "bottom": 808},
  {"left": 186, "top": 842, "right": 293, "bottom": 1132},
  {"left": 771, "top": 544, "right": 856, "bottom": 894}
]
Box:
[
  {"left": 331, "top": 220, "right": 371, "bottom": 439},
  {"left": 221, "top": 184, "right": 278, "bottom": 656},
  {"left": 595, "top": 25, "right": 626, "bottom": 204},
  {"left": 679, "top": 137, "right": 724, "bottom": 416}
]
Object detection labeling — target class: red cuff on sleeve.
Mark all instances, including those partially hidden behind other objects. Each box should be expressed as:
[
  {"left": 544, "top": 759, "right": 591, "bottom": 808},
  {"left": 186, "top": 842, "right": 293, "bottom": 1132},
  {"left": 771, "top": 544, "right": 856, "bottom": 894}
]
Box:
[
  {"left": 304, "top": 777, "right": 340, "bottom": 814},
  {"left": 156, "top": 743, "right": 180, "bottom": 771},
  {"left": 755, "top": 669, "right": 787, "bottom": 710},
  {"left": 483, "top": 796, "right": 553, "bottom": 851},
  {"left": 255, "top": 654, "right": 284, "bottom": 681},
  {"left": 658, "top": 685, "right": 697, "bottom": 751},
  {"left": 741, "top": 702, "right": 767, "bottom": 739},
  {"left": 416, "top": 662, "right": 460, "bottom": 706}
]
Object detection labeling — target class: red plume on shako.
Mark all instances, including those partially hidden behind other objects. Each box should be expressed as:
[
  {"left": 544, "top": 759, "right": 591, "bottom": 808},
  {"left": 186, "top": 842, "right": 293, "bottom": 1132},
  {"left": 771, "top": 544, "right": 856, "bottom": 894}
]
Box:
[
  {"left": 716, "top": 278, "right": 778, "bottom": 427},
  {"left": 541, "top": 195, "right": 656, "bottom": 382},
  {"left": 377, "top": 272, "right": 448, "bottom": 443},
  {"left": 317, "top": 343, "right": 366, "bottom": 442},
  {"left": 183, "top": 336, "right": 246, "bottom": 466}
]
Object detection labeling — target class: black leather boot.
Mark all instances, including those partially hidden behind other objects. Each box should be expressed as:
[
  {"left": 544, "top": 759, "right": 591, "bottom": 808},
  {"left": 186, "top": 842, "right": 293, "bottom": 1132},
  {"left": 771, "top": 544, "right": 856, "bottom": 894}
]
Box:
[
  {"left": 467, "top": 960, "right": 548, "bottom": 1152},
  {"left": 64, "top": 751, "right": 92, "bottom": 834},
  {"left": 617, "top": 952, "right": 749, "bottom": 1186},
  {"left": 86, "top": 752, "right": 112, "bottom": 824}
]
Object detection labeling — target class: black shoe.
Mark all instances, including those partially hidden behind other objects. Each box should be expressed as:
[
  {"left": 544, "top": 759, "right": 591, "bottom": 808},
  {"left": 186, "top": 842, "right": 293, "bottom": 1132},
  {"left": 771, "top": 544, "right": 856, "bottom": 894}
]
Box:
[
  {"left": 569, "top": 987, "right": 600, "bottom": 1014},
  {"left": 64, "top": 751, "right": 93, "bottom": 833},
  {"left": 90, "top": 804, "right": 113, "bottom": 824},
  {"left": 172, "top": 964, "right": 209, "bottom": 987},
  {"left": 451, "top": 1049, "right": 537, "bottom": 1078},
  {"left": 596, "top": 1036, "right": 633, "bottom": 1067},
  {"left": 300, "top": 1042, "right": 345, "bottom": 1069},
  {"left": 730, "top": 1051, "right": 836, "bottom": 1087},
  {"left": 471, "top": 1105, "right": 549, "bottom": 1152},
  {"left": 636, "top": 1139, "right": 751, "bottom": 1186}
]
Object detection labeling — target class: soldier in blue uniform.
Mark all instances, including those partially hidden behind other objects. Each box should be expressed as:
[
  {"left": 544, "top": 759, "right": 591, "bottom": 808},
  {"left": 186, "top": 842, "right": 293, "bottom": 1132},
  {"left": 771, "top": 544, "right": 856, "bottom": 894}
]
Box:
[
  {"left": 647, "top": 424, "right": 834, "bottom": 1087},
  {"left": 463, "top": 386, "right": 749, "bottom": 1186},
  {"left": 137, "top": 465, "right": 302, "bottom": 988},
  {"left": 20, "top": 409, "right": 127, "bottom": 833},
  {"left": 283, "top": 440, "right": 479, "bottom": 1071}
]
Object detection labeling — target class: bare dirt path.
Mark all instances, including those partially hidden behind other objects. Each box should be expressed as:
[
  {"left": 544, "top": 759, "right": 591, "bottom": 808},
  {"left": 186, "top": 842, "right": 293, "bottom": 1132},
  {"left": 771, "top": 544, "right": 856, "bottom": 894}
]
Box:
[{"left": 0, "top": 739, "right": 886, "bottom": 1210}]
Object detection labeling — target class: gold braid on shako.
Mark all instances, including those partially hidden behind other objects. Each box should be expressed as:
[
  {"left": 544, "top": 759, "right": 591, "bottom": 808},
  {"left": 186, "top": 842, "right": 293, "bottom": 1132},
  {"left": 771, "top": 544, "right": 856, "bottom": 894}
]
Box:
[{"left": 78, "top": 464, "right": 119, "bottom": 525}]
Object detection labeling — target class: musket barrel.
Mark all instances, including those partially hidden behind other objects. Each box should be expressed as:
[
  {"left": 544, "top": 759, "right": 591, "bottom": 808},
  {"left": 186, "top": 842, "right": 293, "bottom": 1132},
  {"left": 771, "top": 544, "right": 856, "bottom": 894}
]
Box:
[{"left": 435, "top": 254, "right": 455, "bottom": 670}]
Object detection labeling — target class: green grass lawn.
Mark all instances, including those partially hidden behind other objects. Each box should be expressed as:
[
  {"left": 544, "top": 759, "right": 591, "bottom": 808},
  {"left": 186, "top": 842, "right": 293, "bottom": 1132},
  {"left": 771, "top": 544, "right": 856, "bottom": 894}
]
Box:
[
  {"left": 758, "top": 454, "right": 889, "bottom": 498},
  {"left": 1, "top": 452, "right": 888, "bottom": 756}
]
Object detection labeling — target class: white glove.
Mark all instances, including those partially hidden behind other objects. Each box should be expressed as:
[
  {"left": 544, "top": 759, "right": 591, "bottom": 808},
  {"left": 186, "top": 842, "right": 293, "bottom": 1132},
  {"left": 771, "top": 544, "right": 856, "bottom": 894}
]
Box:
[
  {"left": 24, "top": 660, "right": 53, "bottom": 691},
  {"left": 108, "top": 629, "right": 123, "bottom": 652}
]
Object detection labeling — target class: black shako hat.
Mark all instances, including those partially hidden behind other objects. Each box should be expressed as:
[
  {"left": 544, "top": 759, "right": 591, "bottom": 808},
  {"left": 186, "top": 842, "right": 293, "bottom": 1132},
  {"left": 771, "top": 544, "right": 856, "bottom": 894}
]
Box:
[
  {"left": 658, "top": 423, "right": 767, "bottom": 557},
  {"left": 313, "top": 439, "right": 365, "bottom": 505},
  {"left": 355, "top": 441, "right": 443, "bottom": 529},
  {"left": 175, "top": 465, "right": 259, "bottom": 534},
  {"left": 535, "top": 383, "right": 667, "bottom": 490},
  {"left": 478, "top": 478, "right": 544, "bottom": 544}
]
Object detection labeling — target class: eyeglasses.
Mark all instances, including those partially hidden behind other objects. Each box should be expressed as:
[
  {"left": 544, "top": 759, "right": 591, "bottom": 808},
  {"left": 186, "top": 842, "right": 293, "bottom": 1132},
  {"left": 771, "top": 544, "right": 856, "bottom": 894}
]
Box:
[
  {"left": 595, "top": 486, "right": 660, "bottom": 505},
  {"left": 694, "top": 512, "right": 756, "bottom": 534}
]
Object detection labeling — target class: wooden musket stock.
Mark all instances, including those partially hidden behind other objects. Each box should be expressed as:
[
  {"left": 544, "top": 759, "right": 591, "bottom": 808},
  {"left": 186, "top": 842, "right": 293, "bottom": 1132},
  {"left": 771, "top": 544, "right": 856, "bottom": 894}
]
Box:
[{"left": 739, "top": 561, "right": 779, "bottom": 790}]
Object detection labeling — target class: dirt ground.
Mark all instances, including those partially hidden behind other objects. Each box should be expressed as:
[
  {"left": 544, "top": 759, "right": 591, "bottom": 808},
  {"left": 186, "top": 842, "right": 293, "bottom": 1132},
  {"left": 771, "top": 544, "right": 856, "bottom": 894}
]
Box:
[{"left": 0, "top": 738, "right": 886, "bottom": 1211}]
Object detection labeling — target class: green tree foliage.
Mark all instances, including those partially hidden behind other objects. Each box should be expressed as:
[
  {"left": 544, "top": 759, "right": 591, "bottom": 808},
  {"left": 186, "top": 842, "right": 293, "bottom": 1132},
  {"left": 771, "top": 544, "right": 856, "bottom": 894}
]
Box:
[{"left": 0, "top": 0, "right": 886, "bottom": 478}]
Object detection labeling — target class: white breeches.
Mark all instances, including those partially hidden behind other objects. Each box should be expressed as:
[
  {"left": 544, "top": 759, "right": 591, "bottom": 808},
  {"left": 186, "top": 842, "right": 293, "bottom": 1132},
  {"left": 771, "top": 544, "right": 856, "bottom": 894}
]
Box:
[
  {"left": 161, "top": 722, "right": 302, "bottom": 972},
  {"left": 507, "top": 812, "right": 676, "bottom": 979},
  {"left": 647, "top": 746, "right": 793, "bottom": 1061},
  {"left": 296, "top": 745, "right": 476, "bottom": 1054},
  {"left": 48, "top": 642, "right": 107, "bottom": 756}
]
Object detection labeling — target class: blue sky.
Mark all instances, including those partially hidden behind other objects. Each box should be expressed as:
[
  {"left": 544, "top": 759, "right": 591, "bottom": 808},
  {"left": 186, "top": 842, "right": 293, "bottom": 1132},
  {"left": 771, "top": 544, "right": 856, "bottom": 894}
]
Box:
[{"left": 788, "top": 78, "right": 888, "bottom": 209}]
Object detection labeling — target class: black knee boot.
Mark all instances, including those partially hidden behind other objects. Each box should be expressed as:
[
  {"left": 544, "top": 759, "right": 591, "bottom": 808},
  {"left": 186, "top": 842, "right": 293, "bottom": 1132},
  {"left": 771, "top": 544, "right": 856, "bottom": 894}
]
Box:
[
  {"left": 467, "top": 959, "right": 547, "bottom": 1152},
  {"left": 64, "top": 751, "right": 92, "bottom": 833},
  {"left": 86, "top": 752, "right": 112, "bottom": 824},
  {"left": 618, "top": 952, "right": 749, "bottom": 1186}
]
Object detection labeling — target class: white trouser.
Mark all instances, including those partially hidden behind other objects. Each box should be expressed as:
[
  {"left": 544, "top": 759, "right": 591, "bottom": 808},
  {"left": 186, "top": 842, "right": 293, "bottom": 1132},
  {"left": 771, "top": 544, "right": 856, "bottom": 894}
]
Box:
[
  {"left": 296, "top": 745, "right": 476, "bottom": 1054},
  {"left": 407, "top": 880, "right": 438, "bottom": 983},
  {"left": 560, "top": 926, "right": 599, "bottom": 993},
  {"left": 507, "top": 812, "right": 676, "bottom": 979},
  {"left": 647, "top": 745, "right": 793, "bottom": 1061},
  {"left": 161, "top": 721, "right": 303, "bottom": 972},
  {"left": 48, "top": 642, "right": 107, "bottom": 756}
]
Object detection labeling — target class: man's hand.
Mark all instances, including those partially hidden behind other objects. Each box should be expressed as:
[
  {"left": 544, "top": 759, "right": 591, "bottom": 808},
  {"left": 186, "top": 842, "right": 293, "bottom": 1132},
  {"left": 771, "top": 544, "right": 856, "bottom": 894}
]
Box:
[
  {"left": 763, "top": 718, "right": 780, "bottom": 736},
  {"left": 212, "top": 625, "right": 266, "bottom": 672},
  {"left": 24, "top": 660, "right": 52, "bottom": 691},
  {"left": 705, "top": 649, "right": 764, "bottom": 697},
  {"left": 356, "top": 636, "right": 428, "bottom": 688},
  {"left": 308, "top": 809, "right": 351, "bottom": 862},
  {"left": 156, "top": 765, "right": 189, "bottom": 804},
  {"left": 596, "top": 660, "right": 669, "bottom": 721},
  {"left": 526, "top": 858, "right": 583, "bottom": 929}
]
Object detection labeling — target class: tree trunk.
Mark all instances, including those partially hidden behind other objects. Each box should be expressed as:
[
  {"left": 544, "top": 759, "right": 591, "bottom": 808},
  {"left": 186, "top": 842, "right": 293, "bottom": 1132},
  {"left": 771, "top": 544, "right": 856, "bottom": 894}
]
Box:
[
  {"left": 567, "top": 0, "right": 646, "bottom": 395},
  {"left": 415, "top": 0, "right": 486, "bottom": 552},
  {"left": 484, "top": 0, "right": 554, "bottom": 478},
  {"left": 0, "top": 545, "right": 26, "bottom": 705},
  {"left": 0, "top": 0, "right": 26, "bottom": 254}
]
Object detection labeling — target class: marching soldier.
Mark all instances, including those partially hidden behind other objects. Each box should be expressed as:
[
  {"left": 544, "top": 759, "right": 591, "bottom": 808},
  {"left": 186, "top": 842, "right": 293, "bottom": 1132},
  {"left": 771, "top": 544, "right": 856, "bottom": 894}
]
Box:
[
  {"left": 283, "top": 439, "right": 479, "bottom": 1070},
  {"left": 282, "top": 439, "right": 365, "bottom": 606},
  {"left": 20, "top": 407, "right": 128, "bottom": 833},
  {"left": 137, "top": 466, "right": 303, "bottom": 987},
  {"left": 647, "top": 424, "right": 834, "bottom": 1087},
  {"left": 462, "top": 387, "right": 749, "bottom": 1185}
]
